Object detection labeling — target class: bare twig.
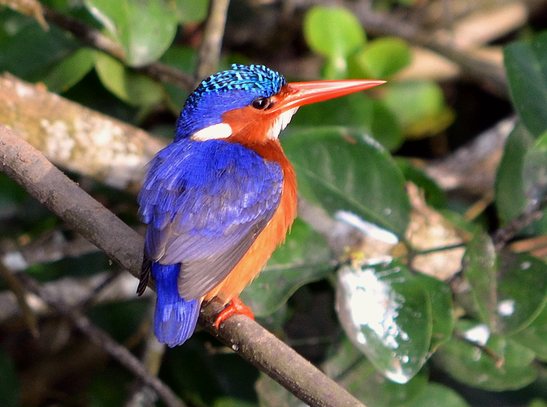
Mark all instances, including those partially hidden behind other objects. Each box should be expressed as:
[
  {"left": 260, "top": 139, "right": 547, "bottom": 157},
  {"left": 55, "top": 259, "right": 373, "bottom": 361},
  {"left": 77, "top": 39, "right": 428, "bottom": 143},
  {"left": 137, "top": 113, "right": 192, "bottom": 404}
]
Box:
[
  {"left": 0, "top": 125, "right": 364, "bottom": 406},
  {"left": 15, "top": 272, "right": 186, "bottom": 407},
  {"left": 196, "top": 0, "right": 231, "bottom": 82}
]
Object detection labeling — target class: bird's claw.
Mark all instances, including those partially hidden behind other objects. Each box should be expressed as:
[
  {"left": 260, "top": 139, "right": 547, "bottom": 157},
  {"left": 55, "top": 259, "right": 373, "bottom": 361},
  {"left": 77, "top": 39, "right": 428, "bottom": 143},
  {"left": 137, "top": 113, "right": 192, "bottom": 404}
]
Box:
[{"left": 213, "top": 297, "right": 255, "bottom": 329}]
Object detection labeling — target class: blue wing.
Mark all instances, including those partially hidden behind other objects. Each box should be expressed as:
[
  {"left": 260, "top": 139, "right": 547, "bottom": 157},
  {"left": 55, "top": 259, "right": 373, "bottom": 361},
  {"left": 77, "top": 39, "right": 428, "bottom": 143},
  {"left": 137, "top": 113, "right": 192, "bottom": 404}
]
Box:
[{"left": 138, "top": 139, "right": 283, "bottom": 299}]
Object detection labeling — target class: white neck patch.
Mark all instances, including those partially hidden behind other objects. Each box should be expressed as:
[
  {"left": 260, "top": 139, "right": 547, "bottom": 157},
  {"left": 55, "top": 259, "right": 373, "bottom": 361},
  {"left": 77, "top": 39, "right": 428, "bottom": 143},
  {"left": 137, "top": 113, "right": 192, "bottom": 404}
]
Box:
[
  {"left": 268, "top": 108, "right": 299, "bottom": 140},
  {"left": 191, "top": 123, "right": 233, "bottom": 141}
]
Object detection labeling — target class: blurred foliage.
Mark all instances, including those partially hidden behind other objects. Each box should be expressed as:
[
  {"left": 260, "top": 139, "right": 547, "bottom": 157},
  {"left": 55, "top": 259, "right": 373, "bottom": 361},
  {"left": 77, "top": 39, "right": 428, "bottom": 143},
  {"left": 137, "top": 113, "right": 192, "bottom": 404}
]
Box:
[{"left": 0, "top": 1, "right": 546, "bottom": 406}]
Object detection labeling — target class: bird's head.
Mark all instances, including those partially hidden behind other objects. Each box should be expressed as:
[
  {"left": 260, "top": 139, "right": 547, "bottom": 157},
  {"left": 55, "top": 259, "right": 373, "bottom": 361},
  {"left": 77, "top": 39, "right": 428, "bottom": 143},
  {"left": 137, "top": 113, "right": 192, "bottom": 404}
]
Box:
[{"left": 175, "top": 64, "right": 384, "bottom": 144}]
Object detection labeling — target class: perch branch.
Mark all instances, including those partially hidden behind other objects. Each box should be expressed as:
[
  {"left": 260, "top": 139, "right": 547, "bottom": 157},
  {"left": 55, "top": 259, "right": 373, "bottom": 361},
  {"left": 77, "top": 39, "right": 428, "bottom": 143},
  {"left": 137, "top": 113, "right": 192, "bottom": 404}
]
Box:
[{"left": 0, "top": 125, "right": 364, "bottom": 406}]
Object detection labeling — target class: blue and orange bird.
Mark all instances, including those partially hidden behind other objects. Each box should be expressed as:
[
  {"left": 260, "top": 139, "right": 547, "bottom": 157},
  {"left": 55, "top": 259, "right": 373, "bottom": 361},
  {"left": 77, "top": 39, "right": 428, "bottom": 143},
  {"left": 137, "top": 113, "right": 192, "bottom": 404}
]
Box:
[{"left": 137, "top": 64, "right": 384, "bottom": 347}]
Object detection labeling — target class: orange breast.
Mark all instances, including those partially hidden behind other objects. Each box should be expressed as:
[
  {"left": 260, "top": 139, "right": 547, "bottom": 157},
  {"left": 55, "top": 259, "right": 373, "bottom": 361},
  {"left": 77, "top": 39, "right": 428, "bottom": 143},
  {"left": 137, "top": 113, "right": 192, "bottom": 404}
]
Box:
[{"left": 204, "top": 140, "right": 297, "bottom": 304}]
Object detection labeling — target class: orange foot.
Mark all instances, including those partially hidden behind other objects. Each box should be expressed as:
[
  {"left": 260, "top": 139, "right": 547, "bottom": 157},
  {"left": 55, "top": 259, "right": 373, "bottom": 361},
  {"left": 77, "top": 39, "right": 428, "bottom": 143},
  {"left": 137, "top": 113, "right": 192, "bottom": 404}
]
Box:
[{"left": 213, "top": 297, "right": 255, "bottom": 329}]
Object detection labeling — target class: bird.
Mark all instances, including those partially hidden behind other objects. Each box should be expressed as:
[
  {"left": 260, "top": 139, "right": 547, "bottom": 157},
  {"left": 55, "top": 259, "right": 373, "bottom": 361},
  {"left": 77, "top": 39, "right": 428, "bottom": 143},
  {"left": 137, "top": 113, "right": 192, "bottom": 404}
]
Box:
[{"left": 137, "top": 64, "right": 384, "bottom": 347}]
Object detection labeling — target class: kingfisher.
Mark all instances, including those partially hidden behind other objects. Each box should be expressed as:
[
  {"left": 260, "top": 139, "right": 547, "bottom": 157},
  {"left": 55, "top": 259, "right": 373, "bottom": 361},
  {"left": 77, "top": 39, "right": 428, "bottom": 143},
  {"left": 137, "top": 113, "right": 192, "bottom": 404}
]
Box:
[{"left": 137, "top": 64, "right": 384, "bottom": 347}]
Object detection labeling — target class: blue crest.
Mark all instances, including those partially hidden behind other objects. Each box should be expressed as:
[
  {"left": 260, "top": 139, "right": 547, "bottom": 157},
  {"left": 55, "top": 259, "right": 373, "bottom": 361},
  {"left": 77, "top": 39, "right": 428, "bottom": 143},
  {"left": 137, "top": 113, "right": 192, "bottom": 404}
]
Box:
[{"left": 175, "top": 64, "right": 287, "bottom": 140}]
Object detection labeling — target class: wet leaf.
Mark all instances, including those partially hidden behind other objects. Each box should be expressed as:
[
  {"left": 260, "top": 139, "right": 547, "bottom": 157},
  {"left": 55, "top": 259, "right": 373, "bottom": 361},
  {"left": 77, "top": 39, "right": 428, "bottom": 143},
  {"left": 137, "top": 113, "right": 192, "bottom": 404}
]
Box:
[
  {"left": 283, "top": 128, "right": 410, "bottom": 237},
  {"left": 241, "top": 219, "right": 333, "bottom": 317},
  {"left": 435, "top": 321, "right": 537, "bottom": 391},
  {"left": 504, "top": 31, "right": 547, "bottom": 137},
  {"left": 336, "top": 261, "right": 432, "bottom": 383},
  {"left": 94, "top": 52, "right": 164, "bottom": 107},
  {"left": 323, "top": 338, "right": 428, "bottom": 406},
  {"left": 84, "top": 0, "right": 177, "bottom": 66}
]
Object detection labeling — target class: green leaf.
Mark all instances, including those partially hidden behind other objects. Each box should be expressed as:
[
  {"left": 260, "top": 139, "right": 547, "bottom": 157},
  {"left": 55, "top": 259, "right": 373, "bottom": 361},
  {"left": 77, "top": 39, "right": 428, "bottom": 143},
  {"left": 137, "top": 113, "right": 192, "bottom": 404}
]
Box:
[
  {"left": 175, "top": 0, "right": 209, "bottom": 24},
  {"left": 43, "top": 48, "right": 95, "bottom": 92},
  {"left": 336, "top": 261, "right": 432, "bottom": 383},
  {"left": 463, "top": 234, "right": 547, "bottom": 334},
  {"left": 383, "top": 81, "right": 454, "bottom": 139},
  {"left": 352, "top": 37, "right": 411, "bottom": 78},
  {"left": 511, "top": 305, "right": 547, "bottom": 361},
  {"left": 0, "top": 349, "right": 19, "bottom": 407},
  {"left": 435, "top": 321, "right": 537, "bottom": 391},
  {"left": 495, "top": 124, "right": 547, "bottom": 234},
  {"left": 522, "top": 132, "right": 547, "bottom": 206},
  {"left": 94, "top": 52, "right": 164, "bottom": 107},
  {"left": 241, "top": 219, "right": 333, "bottom": 316},
  {"left": 415, "top": 273, "right": 454, "bottom": 351},
  {"left": 0, "top": 18, "right": 78, "bottom": 81},
  {"left": 504, "top": 32, "right": 547, "bottom": 137},
  {"left": 303, "top": 6, "right": 365, "bottom": 77},
  {"left": 290, "top": 94, "right": 402, "bottom": 150},
  {"left": 401, "top": 383, "right": 469, "bottom": 407},
  {"left": 396, "top": 159, "right": 447, "bottom": 209},
  {"left": 84, "top": 0, "right": 178, "bottom": 66},
  {"left": 282, "top": 128, "right": 410, "bottom": 237},
  {"left": 160, "top": 46, "right": 197, "bottom": 112},
  {"left": 323, "top": 338, "right": 428, "bottom": 406}
]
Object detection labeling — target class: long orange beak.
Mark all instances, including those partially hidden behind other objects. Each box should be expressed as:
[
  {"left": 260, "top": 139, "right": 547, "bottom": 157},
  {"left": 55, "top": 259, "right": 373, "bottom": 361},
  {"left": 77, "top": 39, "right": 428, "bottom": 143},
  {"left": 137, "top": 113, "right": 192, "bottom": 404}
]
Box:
[{"left": 273, "top": 79, "right": 386, "bottom": 112}]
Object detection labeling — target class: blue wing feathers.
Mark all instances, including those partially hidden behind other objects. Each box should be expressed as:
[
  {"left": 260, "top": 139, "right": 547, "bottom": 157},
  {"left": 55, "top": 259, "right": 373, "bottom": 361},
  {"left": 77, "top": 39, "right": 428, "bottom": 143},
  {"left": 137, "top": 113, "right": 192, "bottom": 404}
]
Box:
[
  {"left": 138, "top": 139, "right": 283, "bottom": 299},
  {"left": 152, "top": 262, "right": 200, "bottom": 347}
]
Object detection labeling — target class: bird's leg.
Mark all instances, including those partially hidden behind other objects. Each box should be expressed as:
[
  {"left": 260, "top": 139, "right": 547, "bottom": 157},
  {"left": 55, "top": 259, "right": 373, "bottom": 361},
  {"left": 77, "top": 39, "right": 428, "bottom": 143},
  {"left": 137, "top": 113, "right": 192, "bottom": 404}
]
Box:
[{"left": 213, "top": 297, "right": 255, "bottom": 329}]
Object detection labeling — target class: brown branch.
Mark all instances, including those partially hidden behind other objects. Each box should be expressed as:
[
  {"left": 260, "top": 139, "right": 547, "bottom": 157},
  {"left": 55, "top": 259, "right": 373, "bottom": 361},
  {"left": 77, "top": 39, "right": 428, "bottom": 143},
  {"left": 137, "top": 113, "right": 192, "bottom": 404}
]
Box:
[
  {"left": 195, "top": 0, "right": 231, "bottom": 82},
  {"left": 15, "top": 272, "right": 186, "bottom": 407},
  {"left": 0, "top": 125, "right": 364, "bottom": 406}
]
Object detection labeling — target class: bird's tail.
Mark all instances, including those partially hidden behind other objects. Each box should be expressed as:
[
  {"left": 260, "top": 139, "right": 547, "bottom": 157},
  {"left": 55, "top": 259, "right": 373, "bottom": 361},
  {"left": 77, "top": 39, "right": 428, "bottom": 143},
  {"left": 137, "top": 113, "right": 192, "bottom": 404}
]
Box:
[{"left": 151, "top": 262, "right": 200, "bottom": 347}]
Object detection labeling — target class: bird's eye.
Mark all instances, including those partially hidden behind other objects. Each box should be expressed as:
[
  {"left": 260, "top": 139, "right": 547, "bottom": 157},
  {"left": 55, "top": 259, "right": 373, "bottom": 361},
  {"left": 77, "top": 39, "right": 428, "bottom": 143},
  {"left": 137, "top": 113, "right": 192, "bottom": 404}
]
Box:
[{"left": 251, "top": 97, "right": 271, "bottom": 110}]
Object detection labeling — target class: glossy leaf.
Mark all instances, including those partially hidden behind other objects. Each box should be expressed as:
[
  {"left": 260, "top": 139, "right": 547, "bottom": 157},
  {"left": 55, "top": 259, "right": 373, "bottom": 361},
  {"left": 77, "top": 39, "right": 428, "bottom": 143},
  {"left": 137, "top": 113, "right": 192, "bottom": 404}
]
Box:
[
  {"left": 415, "top": 273, "right": 454, "bottom": 351},
  {"left": 241, "top": 219, "right": 333, "bottom": 316},
  {"left": 84, "top": 0, "right": 177, "bottom": 66},
  {"left": 283, "top": 128, "right": 410, "bottom": 237},
  {"left": 511, "top": 305, "right": 547, "bottom": 361},
  {"left": 383, "top": 81, "right": 454, "bottom": 139},
  {"left": 336, "top": 261, "right": 432, "bottom": 383},
  {"left": 0, "top": 350, "right": 19, "bottom": 407},
  {"left": 43, "top": 48, "right": 95, "bottom": 92},
  {"left": 435, "top": 321, "right": 537, "bottom": 391},
  {"left": 352, "top": 37, "right": 411, "bottom": 78},
  {"left": 290, "top": 94, "right": 402, "bottom": 150},
  {"left": 401, "top": 383, "right": 469, "bottom": 407},
  {"left": 504, "top": 32, "right": 547, "bottom": 137},
  {"left": 94, "top": 52, "right": 164, "bottom": 107},
  {"left": 323, "top": 338, "right": 428, "bottom": 406}
]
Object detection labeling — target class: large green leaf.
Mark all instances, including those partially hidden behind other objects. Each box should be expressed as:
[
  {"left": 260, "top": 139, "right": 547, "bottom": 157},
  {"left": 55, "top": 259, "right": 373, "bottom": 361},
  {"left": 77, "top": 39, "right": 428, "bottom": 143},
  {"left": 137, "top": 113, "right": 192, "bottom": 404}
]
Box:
[
  {"left": 175, "top": 0, "right": 209, "bottom": 24},
  {"left": 290, "top": 94, "right": 402, "bottom": 150},
  {"left": 401, "top": 383, "right": 469, "bottom": 407},
  {"left": 336, "top": 261, "right": 432, "bottom": 383},
  {"left": 435, "top": 321, "right": 537, "bottom": 391},
  {"left": 94, "top": 52, "right": 164, "bottom": 107},
  {"left": 282, "top": 128, "right": 410, "bottom": 237},
  {"left": 504, "top": 32, "right": 547, "bottom": 137},
  {"left": 84, "top": 0, "right": 178, "bottom": 66},
  {"left": 241, "top": 219, "right": 333, "bottom": 316},
  {"left": 323, "top": 338, "right": 428, "bottom": 406},
  {"left": 464, "top": 233, "right": 546, "bottom": 334}
]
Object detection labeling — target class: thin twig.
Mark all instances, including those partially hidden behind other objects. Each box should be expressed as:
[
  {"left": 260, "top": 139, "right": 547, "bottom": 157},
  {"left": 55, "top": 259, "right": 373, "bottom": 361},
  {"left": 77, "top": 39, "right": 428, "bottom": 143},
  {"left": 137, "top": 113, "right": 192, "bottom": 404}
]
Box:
[
  {"left": 0, "top": 125, "right": 364, "bottom": 406},
  {"left": 195, "top": 0, "right": 231, "bottom": 82},
  {"left": 15, "top": 272, "right": 186, "bottom": 407}
]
